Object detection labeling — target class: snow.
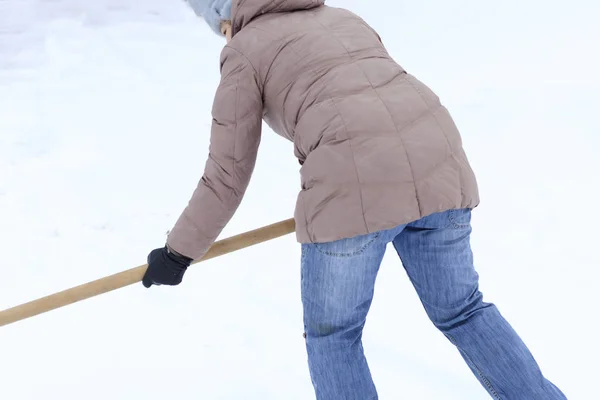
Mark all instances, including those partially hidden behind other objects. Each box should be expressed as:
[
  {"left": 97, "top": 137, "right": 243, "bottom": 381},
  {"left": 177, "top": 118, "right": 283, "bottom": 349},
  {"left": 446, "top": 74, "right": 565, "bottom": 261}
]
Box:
[{"left": 1, "top": 0, "right": 598, "bottom": 398}]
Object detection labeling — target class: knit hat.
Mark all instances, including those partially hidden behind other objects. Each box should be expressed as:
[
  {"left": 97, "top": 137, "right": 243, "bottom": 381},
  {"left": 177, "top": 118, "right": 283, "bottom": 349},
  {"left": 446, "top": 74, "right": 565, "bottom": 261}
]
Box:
[{"left": 184, "top": 0, "right": 233, "bottom": 36}]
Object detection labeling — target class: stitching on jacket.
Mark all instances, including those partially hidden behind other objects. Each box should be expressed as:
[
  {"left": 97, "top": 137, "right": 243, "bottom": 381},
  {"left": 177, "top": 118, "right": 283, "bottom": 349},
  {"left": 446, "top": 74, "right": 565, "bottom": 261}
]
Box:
[
  {"left": 428, "top": 107, "right": 466, "bottom": 202},
  {"left": 405, "top": 79, "right": 466, "bottom": 207},
  {"left": 217, "top": 53, "right": 262, "bottom": 205},
  {"left": 250, "top": 16, "right": 372, "bottom": 233},
  {"left": 311, "top": 18, "right": 423, "bottom": 217},
  {"left": 230, "top": 23, "right": 334, "bottom": 240},
  {"left": 326, "top": 96, "right": 370, "bottom": 233},
  {"left": 301, "top": 191, "right": 311, "bottom": 241},
  {"left": 235, "top": 0, "right": 317, "bottom": 36},
  {"left": 374, "top": 96, "right": 423, "bottom": 217},
  {"left": 223, "top": 46, "right": 262, "bottom": 91},
  {"left": 406, "top": 79, "right": 454, "bottom": 150},
  {"left": 452, "top": 154, "right": 465, "bottom": 203},
  {"left": 228, "top": 72, "right": 240, "bottom": 205}
]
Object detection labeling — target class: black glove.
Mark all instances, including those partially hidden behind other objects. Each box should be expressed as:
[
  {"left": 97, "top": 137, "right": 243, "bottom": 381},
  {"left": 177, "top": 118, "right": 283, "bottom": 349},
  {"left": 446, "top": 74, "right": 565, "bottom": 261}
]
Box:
[{"left": 142, "top": 246, "right": 193, "bottom": 288}]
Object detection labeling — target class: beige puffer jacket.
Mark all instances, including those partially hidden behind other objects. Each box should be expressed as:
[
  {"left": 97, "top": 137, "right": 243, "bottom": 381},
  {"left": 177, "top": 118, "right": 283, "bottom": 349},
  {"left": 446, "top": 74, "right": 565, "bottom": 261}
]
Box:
[{"left": 167, "top": 0, "right": 480, "bottom": 260}]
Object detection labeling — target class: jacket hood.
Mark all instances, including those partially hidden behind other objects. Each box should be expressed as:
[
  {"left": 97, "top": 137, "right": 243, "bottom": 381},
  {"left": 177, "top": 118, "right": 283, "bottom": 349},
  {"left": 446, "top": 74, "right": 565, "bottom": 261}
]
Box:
[{"left": 231, "top": 0, "right": 325, "bottom": 36}]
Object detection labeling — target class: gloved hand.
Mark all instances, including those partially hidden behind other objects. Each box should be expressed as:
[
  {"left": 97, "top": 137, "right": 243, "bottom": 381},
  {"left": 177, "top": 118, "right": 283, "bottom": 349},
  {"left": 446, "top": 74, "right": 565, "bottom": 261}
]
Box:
[{"left": 142, "top": 246, "right": 193, "bottom": 288}]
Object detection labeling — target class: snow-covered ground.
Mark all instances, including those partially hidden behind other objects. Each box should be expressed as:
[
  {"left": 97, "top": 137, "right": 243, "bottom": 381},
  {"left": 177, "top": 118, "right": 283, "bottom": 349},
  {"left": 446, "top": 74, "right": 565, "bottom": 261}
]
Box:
[{"left": 1, "top": 0, "right": 598, "bottom": 398}]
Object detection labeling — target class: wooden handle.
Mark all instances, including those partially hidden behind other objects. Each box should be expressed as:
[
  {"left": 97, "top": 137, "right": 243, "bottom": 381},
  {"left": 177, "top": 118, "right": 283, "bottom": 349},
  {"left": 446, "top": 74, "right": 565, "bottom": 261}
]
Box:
[{"left": 0, "top": 218, "right": 296, "bottom": 328}]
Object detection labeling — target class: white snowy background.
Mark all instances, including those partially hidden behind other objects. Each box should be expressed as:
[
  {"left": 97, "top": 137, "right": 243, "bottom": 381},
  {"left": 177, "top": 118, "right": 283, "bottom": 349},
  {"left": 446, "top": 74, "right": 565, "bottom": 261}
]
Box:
[{"left": 1, "top": 0, "right": 598, "bottom": 398}]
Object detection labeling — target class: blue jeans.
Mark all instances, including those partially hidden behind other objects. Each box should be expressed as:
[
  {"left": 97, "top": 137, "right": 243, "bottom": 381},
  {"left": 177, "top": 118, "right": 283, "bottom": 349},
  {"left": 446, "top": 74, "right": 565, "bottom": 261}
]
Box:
[{"left": 301, "top": 209, "right": 566, "bottom": 400}]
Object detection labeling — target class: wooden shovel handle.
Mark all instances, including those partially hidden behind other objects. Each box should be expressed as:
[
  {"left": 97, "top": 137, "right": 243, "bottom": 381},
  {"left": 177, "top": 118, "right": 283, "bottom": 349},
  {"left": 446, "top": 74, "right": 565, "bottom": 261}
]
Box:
[{"left": 0, "top": 218, "right": 296, "bottom": 328}]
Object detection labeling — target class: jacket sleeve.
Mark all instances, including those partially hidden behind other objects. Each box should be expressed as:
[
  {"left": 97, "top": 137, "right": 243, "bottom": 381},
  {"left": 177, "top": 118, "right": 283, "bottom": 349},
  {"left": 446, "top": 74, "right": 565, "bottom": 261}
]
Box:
[{"left": 166, "top": 46, "right": 263, "bottom": 260}]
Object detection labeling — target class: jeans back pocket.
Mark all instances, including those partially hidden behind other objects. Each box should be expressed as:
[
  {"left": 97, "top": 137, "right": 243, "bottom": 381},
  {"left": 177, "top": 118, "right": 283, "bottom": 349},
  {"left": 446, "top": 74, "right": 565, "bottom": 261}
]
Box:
[
  {"left": 448, "top": 208, "right": 472, "bottom": 229},
  {"left": 314, "top": 232, "right": 381, "bottom": 257}
]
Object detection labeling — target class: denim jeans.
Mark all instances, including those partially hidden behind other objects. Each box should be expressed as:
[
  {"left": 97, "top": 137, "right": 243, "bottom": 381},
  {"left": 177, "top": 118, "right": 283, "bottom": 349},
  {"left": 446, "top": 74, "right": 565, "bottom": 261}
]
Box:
[{"left": 301, "top": 209, "right": 566, "bottom": 400}]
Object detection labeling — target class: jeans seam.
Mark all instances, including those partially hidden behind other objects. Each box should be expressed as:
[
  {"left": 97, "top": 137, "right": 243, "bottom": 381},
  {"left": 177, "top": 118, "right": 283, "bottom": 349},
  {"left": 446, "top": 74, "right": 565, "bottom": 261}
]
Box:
[
  {"left": 314, "top": 232, "right": 381, "bottom": 257},
  {"left": 446, "top": 333, "right": 501, "bottom": 399}
]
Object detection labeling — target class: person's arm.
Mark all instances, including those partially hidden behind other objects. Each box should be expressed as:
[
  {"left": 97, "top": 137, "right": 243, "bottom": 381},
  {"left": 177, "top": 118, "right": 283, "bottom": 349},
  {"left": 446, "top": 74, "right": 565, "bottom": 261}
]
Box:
[{"left": 167, "top": 46, "right": 263, "bottom": 260}]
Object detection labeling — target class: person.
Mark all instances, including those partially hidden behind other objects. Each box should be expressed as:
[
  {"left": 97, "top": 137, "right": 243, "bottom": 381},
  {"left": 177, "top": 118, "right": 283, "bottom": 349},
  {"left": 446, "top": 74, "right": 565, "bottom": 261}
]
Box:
[{"left": 141, "top": 1, "right": 567, "bottom": 399}]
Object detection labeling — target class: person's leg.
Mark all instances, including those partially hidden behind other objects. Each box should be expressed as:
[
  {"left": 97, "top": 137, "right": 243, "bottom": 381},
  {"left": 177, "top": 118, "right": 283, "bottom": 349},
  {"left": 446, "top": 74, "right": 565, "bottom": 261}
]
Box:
[
  {"left": 302, "top": 228, "right": 399, "bottom": 400},
  {"left": 392, "top": 209, "right": 567, "bottom": 399}
]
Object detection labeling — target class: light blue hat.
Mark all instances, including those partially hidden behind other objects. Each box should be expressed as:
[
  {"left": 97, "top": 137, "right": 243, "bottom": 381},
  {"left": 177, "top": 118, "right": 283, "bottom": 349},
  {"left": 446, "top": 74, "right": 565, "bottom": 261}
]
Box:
[{"left": 184, "top": 0, "right": 233, "bottom": 36}]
